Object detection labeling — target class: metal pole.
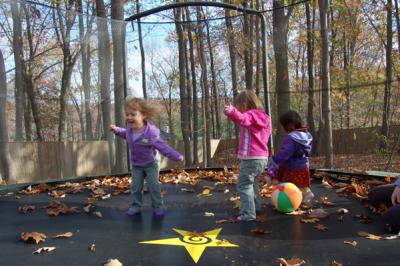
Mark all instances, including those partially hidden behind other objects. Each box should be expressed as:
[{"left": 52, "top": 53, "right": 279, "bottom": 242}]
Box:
[{"left": 259, "top": 14, "right": 273, "bottom": 153}]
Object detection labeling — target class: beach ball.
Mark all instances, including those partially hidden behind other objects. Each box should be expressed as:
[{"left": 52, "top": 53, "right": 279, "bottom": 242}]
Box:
[{"left": 271, "top": 182, "right": 303, "bottom": 213}]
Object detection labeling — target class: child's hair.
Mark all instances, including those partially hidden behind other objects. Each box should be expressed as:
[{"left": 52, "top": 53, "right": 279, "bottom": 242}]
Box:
[
  {"left": 124, "top": 97, "right": 160, "bottom": 122},
  {"left": 279, "top": 110, "right": 305, "bottom": 130},
  {"left": 233, "top": 90, "right": 264, "bottom": 111}
]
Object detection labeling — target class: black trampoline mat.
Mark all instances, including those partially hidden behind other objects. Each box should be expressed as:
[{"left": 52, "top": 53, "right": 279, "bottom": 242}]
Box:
[{"left": 0, "top": 179, "right": 398, "bottom": 266}]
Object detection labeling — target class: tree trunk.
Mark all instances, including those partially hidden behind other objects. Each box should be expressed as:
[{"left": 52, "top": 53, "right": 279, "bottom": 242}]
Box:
[
  {"left": 225, "top": 9, "right": 239, "bottom": 147},
  {"left": 381, "top": 0, "right": 393, "bottom": 149},
  {"left": 97, "top": 0, "right": 114, "bottom": 169},
  {"left": 196, "top": 7, "right": 211, "bottom": 166},
  {"left": 204, "top": 14, "right": 221, "bottom": 139},
  {"left": 182, "top": 12, "right": 192, "bottom": 142},
  {"left": 174, "top": 6, "right": 192, "bottom": 166},
  {"left": 319, "top": 0, "right": 333, "bottom": 167},
  {"left": 255, "top": 0, "right": 262, "bottom": 96},
  {"left": 243, "top": 1, "right": 254, "bottom": 90},
  {"left": 272, "top": 0, "right": 294, "bottom": 146},
  {"left": 10, "top": 0, "right": 24, "bottom": 141},
  {"left": 305, "top": 1, "right": 315, "bottom": 136},
  {"left": 111, "top": 0, "right": 127, "bottom": 172},
  {"left": 23, "top": 90, "right": 31, "bottom": 140},
  {"left": 136, "top": 0, "right": 147, "bottom": 99},
  {"left": 78, "top": 0, "right": 93, "bottom": 140},
  {"left": 0, "top": 49, "right": 11, "bottom": 184},
  {"left": 186, "top": 7, "right": 199, "bottom": 164}
]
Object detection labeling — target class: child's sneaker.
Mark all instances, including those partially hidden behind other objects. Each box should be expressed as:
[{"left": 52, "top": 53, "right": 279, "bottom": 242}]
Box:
[
  {"left": 153, "top": 209, "right": 165, "bottom": 218},
  {"left": 303, "top": 191, "right": 314, "bottom": 203},
  {"left": 126, "top": 208, "right": 141, "bottom": 217}
]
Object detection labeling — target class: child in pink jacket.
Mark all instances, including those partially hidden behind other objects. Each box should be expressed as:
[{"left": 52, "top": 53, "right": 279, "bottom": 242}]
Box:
[{"left": 224, "top": 90, "right": 271, "bottom": 221}]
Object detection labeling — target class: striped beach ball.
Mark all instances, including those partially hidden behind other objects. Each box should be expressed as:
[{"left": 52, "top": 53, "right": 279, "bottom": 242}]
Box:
[{"left": 271, "top": 182, "right": 303, "bottom": 213}]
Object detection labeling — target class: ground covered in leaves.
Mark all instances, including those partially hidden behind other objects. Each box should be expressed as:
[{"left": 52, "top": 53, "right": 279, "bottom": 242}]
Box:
[{"left": 0, "top": 169, "right": 399, "bottom": 265}]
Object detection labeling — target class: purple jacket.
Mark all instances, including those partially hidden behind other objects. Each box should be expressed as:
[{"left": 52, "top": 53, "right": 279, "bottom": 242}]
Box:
[
  {"left": 272, "top": 130, "right": 313, "bottom": 170},
  {"left": 113, "top": 122, "right": 183, "bottom": 166}
]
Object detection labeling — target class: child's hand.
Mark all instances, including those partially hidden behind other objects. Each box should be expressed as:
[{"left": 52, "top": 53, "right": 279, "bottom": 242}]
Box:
[
  {"left": 224, "top": 102, "right": 233, "bottom": 115},
  {"left": 109, "top": 125, "right": 116, "bottom": 133}
]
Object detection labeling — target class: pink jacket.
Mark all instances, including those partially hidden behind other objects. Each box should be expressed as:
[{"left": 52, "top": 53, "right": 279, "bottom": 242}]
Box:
[{"left": 225, "top": 106, "right": 271, "bottom": 160}]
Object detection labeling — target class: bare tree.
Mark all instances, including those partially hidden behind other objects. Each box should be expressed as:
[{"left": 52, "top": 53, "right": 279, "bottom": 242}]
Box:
[
  {"left": 305, "top": 1, "right": 315, "bottom": 136},
  {"left": 96, "top": 0, "right": 114, "bottom": 168},
  {"left": 174, "top": 6, "right": 192, "bottom": 166},
  {"left": 111, "top": 0, "right": 127, "bottom": 172},
  {"left": 136, "top": 0, "right": 147, "bottom": 99},
  {"left": 10, "top": 0, "right": 24, "bottom": 141},
  {"left": 319, "top": 0, "right": 333, "bottom": 167},
  {"left": 0, "top": 49, "right": 11, "bottom": 184}
]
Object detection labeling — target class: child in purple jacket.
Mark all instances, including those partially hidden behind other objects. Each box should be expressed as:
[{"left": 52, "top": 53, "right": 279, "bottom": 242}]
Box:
[
  {"left": 110, "top": 97, "right": 183, "bottom": 218},
  {"left": 268, "top": 110, "right": 314, "bottom": 203}
]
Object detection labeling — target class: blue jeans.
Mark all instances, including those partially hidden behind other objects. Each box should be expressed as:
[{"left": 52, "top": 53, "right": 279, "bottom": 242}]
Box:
[
  {"left": 130, "top": 160, "right": 163, "bottom": 212},
  {"left": 237, "top": 159, "right": 267, "bottom": 221}
]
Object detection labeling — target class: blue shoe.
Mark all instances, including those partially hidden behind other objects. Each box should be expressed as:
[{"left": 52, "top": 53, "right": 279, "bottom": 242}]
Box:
[
  {"left": 153, "top": 209, "right": 165, "bottom": 218},
  {"left": 126, "top": 209, "right": 140, "bottom": 217}
]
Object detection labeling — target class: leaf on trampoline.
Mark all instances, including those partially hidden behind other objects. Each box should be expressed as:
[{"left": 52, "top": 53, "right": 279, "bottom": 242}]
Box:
[
  {"left": 331, "top": 260, "right": 343, "bottom": 266},
  {"left": 322, "top": 178, "right": 333, "bottom": 189},
  {"left": 180, "top": 188, "right": 195, "bottom": 193},
  {"left": 319, "top": 196, "right": 335, "bottom": 206},
  {"left": 308, "top": 208, "right": 329, "bottom": 218},
  {"left": 83, "top": 204, "right": 92, "bottom": 213},
  {"left": 256, "top": 214, "right": 268, "bottom": 222},
  {"left": 204, "top": 212, "right": 215, "bottom": 217},
  {"left": 32, "top": 246, "right": 56, "bottom": 254},
  {"left": 301, "top": 218, "right": 320, "bottom": 224},
  {"left": 52, "top": 232, "right": 73, "bottom": 238},
  {"left": 19, "top": 184, "right": 52, "bottom": 195},
  {"left": 201, "top": 188, "right": 212, "bottom": 196},
  {"left": 358, "top": 231, "right": 381, "bottom": 240},
  {"left": 20, "top": 232, "right": 46, "bottom": 244},
  {"left": 337, "top": 208, "right": 349, "bottom": 214},
  {"left": 46, "top": 199, "right": 80, "bottom": 216},
  {"left": 18, "top": 204, "right": 35, "bottom": 214},
  {"left": 216, "top": 218, "right": 237, "bottom": 224},
  {"left": 103, "top": 258, "right": 123, "bottom": 266},
  {"left": 101, "top": 194, "right": 111, "bottom": 200},
  {"left": 277, "top": 257, "right": 306, "bottom": 266},
  {"left": 353, "top": 214, "right": 372, "bottom": 223},
  {"left": 350, "top": 182, "right": 368, "bottom": 197},
  {"left": 382, "top": 233, "right": 400, "bottom": 240},
  {"left": 94, "top": 211, "right": 103, "bottom": 218},
  {"left": 251, "top": 228, "right": 272, "bottom": 235},
  {"left": 287, "top": 210, "right": 307, "bottom": 215},
  {"left": 314, "top": 224, "right": 328, "bottom": 231},
  {"left": 88, "top": 244, "right": 96, "bottom": 252},
  {"left": 344, "top": 240, "right": 357, "bottom": 247},
  {"left": 48, "top": 190, "right": 66, "bottom": 198},
  {"left": 216, "top": 239, "right": 229, "bottom": 245},
  {"left": 332, "top": 182, "right": 348, "bottom": 189}
]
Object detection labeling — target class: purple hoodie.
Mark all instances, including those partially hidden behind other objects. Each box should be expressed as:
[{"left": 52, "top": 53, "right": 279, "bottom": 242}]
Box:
[
  {"left": 113, "top": 122, "right": 183, "bottom": 166},
  {"left": 272, "top": 130, "right": 313, "bottom": 170}
]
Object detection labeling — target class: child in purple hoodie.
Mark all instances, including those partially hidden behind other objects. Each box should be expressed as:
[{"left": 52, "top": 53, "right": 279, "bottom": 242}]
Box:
[
  {"left": 110, "top": 97, "right": 183, "bottom": 218},
  {"left": 224, "top": 90, "right": 272, "bottom": 221},
  {"left": 268, "top": 110, "right": 314, "bottom": 203}
]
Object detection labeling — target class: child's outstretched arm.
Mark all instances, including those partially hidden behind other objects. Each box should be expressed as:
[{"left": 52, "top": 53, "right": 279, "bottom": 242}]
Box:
[
  {"left": 224, "top": 104, "right": 253, "bottom": 127},
  {"left": 153, "top": 138, "right": 183, "bottom": 161},
  {"left": 110, "top": 125, "right": 127, "bottom": 139}
]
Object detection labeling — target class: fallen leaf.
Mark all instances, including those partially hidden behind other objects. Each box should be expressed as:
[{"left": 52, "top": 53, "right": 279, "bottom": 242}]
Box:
[
  {"left": 46, "top": 199, "right": 80, "bottom": 216},
  {"left": 48, "top": 190, "right": 66, "bottom": 198},
  {"left": 382, "top": 233, "right": 400, "bottom": 240},
  {"left": 101, "top": 194, "right": 111, "bottom": 200},
  {"left": 278, "top": 257, "right": 306, "bottom": 266},
  {"left": 21, "top": 232, "right": 46, "bottom": 244},
  {"left": 216, "top": 239, "right": 229, "bottom": 245},
  {"left": 83, "top": 204, "right": 92, "bottom": 213},
  {"left": 215, "top": 218, "right": 237, "bottom": 224},
  {"left": 52, "top": 232, "right": 73, "bottom": 238},
  {"left": 18, "top": 205, "right": 35, "bottom": 214},
  {"left": 204, "top": 212, "right": 215, "bottom": 217},
  {"left": 224, "top": 188, "right": 230, "bottom": 194},
  {"left": 332, "top": 261, "right": 343, "bottom": 266},
  {"left": 202, "top": 188, "right": 212, "bottom": 196},
  {"left": 301, "top": 218, "right": 320, "bottom": 224},
  {"left": 251, "top": 228, "right": 272, "bottom": 235},
  {"left": 103, "top": 259, "right": 123, "bottom": 266},
  {"left": 358, "top": 231, "right": 381, "bottom": 240},
  {"left": 181, "top": 188, "right": 195, "bottom": 193},
  {"left": 344, "top": 240, "right": 357, "bottom": 247},
  {"left": 286, "top": 210, "right": 307, "bottom": 215},
  {"left": 32, "top": 246, "right": 56, "bottom": 254},
  {"left": 322, "top": 178, "right": 333, "bottom": 189},
  {"left": 308, "top": 208, "right": 329, "bottom": 219},
  {"left": 315, "top": 224, "right": 328, "bottom": 231},
  {"left": 319, "top": 196, "right": 334, "bottom": 206},
  {"left": 94, "top": 211, "right": 103, "bottom": 218},
  {"left": 337, "top": 208, "right": 349, "bottom": 214},
  {"left": 89, "top": 244, "right": 96, "bottom": 252}
]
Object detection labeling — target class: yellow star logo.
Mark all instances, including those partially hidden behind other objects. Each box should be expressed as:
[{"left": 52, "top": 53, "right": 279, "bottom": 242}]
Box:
[{"left": 139, "top": 228, "right": 238, "bottom": 263}]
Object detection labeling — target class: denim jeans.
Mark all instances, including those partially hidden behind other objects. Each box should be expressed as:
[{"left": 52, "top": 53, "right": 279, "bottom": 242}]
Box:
[
  {"left": 369, "top": 184, "right": 400, "bottom": 233},
  {"left": 130, "top": 160, "right": 163, "bottom": 212},
  {"left": 237, "top": 159, "right": 267, "bottom": 221}
]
